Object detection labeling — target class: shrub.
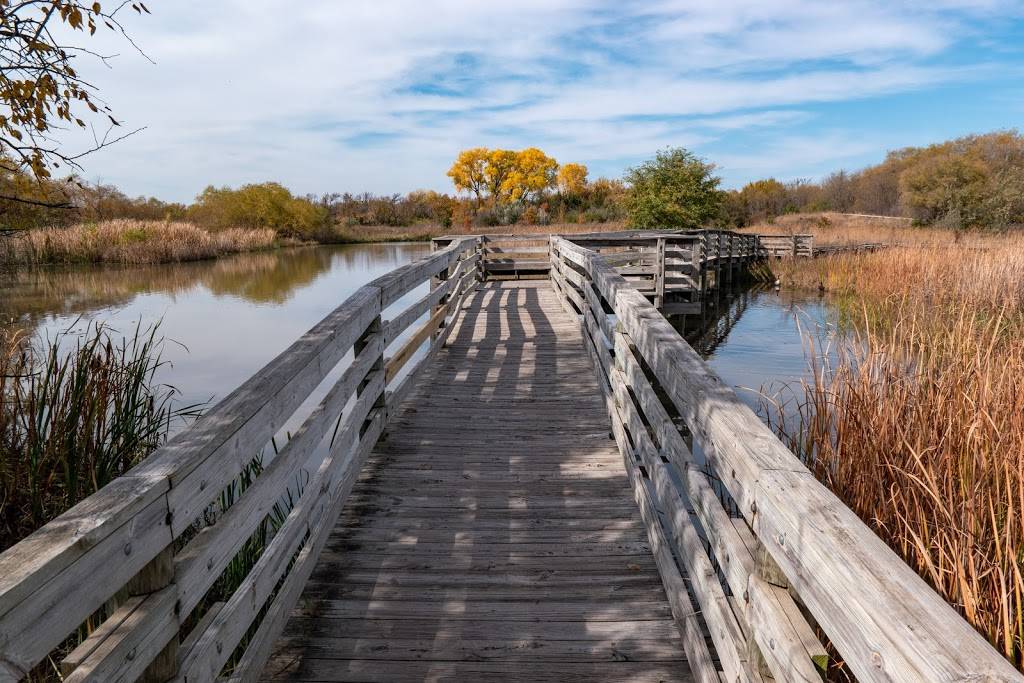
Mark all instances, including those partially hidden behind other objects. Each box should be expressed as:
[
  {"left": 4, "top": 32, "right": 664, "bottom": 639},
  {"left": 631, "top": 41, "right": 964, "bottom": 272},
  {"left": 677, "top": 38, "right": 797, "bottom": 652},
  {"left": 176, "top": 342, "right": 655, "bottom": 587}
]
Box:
[
  {"left": 189, "top": 182, "right": 328, "bottom": 239},
  {"left": 624, "top": 147, "right": 721, "bottom": 229}
]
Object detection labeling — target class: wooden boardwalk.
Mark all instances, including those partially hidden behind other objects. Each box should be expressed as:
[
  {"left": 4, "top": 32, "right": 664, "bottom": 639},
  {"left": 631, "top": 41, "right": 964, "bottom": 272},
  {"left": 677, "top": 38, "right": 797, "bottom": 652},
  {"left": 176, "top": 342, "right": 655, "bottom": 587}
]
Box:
[
  {"left": 3, "top": 231, "right": 1016, "bottom": 683},
  {"left": 262, "top": 281, "right": 692, "bottom": 682}
]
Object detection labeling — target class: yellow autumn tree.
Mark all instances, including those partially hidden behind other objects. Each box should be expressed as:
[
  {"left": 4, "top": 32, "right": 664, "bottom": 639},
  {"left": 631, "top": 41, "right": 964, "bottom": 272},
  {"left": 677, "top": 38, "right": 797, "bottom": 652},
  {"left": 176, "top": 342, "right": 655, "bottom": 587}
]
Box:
[
  {"left": 504, "top": 148, "right": 558, "bottom": 202},
  {"left": 485, "top": 149, "right": 520, "bottom": 204},
  {"left": 557, "top": 163, "right": 588, "bottom": 195},
  {"left": 448, "top": 147, "right": 560, "bottom": 206},
  {"left": 446, "top": 148, "right": 490, "bottom": 204}
]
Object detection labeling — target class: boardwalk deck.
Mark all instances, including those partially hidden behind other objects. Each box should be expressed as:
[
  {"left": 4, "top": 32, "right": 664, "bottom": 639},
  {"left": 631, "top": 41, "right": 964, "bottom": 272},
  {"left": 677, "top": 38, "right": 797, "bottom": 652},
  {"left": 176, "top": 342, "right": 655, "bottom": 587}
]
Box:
[{"left": 261, "top": 281, "right": 694, "bottom": 682}]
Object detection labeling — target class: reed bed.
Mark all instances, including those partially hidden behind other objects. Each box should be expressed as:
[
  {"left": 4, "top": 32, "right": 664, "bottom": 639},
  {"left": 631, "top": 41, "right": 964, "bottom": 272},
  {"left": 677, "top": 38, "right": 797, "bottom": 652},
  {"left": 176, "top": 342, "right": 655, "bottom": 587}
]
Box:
[
  {"left": 770, "top": 233, "right": 1024, "bottom": 667},
  {"left": 0, "top": 220, "right": 276, "bottom": 266},
  {"left": 0, "top": 323, "right": 200, "bottom": 550},
  {"left": 741, "top": 212, "right": 948, "bottom": 247}
]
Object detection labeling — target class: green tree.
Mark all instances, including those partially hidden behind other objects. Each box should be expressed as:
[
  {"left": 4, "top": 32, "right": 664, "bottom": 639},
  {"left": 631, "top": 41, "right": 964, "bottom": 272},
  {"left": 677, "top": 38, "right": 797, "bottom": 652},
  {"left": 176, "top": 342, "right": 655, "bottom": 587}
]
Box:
[
  {"left": 624, "top": 148, "right": 721, "bottom": 229},
  {"left": 189, "top": 183, "right": 327, "bottom": 239}
]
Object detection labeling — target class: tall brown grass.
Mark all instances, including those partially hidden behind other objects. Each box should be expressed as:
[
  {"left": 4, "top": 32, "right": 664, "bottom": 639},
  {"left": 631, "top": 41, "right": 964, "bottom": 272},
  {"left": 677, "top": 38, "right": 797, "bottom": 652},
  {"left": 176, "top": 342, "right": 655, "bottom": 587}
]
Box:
[
  {"left": 740, "top": 211, "right": 942, "bottom": 247},
  {"left": 771, "top": 233, "right": 1024, "bottom": 668},
  {"left": 0, "top": 220, "right": 276, "bottom": 266}
]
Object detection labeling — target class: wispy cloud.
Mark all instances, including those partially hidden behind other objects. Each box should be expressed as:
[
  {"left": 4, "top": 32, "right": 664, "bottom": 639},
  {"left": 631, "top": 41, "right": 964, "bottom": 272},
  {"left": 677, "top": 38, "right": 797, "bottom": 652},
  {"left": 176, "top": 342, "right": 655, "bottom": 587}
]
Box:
[{"left": 65, "top": 0, "right": 1024, "bottom": 199}]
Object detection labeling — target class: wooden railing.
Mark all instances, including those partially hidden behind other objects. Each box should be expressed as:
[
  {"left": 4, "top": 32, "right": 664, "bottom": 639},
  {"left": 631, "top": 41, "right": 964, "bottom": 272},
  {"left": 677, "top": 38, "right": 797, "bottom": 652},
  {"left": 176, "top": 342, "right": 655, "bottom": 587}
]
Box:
[
  {"left": 559, "top": 230, "right": 760, "bottom": 315},
  {"left": 0, "top": 237, "right": 480, "bottom": 683},
  {"left": 433, "top": 234, "right": 549, "bottom": 279},
  {"left": 549, "top": 235, "right": 1021, "bottom": 683},
  {"left": 757, "top": 233, "right": 814, "bottom": 257},
  {"left": 2, "top": 227, "right": 1005, "bottom": 682}
]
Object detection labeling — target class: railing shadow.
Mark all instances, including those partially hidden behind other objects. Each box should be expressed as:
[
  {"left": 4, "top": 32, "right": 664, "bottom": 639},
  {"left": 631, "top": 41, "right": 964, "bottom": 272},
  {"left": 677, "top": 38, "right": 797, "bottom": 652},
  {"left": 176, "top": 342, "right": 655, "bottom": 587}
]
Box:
[{"left": 263, "top": 280, "right": 692, "bottom": 681}]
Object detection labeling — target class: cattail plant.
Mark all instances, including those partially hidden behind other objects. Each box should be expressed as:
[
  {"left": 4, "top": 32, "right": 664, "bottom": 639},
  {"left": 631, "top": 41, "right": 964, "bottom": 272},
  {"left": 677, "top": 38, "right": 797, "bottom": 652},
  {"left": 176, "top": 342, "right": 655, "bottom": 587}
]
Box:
[
  {"left": 0, "top": 322, "right": 201, "bottom": 550},
  {"left": 767, "top": 233, "right": 1024, "bottom": 669}
]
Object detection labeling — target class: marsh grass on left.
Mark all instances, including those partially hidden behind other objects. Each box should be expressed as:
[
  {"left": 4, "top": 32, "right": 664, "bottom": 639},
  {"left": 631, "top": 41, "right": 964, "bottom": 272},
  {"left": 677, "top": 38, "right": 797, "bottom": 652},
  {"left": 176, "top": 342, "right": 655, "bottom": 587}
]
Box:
[
  {"left": 0, "top": 322, "right": 305, "bottom": 679},
  {"left": 0, "top": 321, "right": 201, "bottom": 550}
]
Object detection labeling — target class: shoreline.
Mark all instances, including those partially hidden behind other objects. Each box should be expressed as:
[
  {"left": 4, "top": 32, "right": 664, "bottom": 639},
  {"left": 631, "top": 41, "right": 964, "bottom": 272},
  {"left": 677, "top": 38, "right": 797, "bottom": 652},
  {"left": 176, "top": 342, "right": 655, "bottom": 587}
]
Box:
[{"left": 0, "top": 220, "right": 629, "bottom": 268}]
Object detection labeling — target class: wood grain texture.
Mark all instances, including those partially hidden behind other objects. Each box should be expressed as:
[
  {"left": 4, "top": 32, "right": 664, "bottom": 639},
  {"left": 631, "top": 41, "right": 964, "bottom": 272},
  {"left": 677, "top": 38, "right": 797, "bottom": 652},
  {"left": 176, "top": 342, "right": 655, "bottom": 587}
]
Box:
[{"left": 262, "top": 281, "right": 693, "bottom": 683}]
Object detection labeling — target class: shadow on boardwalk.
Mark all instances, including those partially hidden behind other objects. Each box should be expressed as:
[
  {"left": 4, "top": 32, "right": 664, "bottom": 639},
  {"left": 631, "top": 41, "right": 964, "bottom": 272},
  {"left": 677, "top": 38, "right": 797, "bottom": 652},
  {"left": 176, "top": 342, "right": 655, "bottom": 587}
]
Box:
[{"left": 262, "top": 281, "right": 694, "bottom": 682}]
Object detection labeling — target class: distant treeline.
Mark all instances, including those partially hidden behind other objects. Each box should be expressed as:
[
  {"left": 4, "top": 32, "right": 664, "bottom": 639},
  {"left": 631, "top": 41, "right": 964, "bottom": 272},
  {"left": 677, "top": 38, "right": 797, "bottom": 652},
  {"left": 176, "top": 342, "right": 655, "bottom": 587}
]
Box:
[
  {"left": 2, "top": 130, "right": 1022, "bottom": 238},
  {"left": 721, "top": 130, "right": 1024, "bottom": 229}
]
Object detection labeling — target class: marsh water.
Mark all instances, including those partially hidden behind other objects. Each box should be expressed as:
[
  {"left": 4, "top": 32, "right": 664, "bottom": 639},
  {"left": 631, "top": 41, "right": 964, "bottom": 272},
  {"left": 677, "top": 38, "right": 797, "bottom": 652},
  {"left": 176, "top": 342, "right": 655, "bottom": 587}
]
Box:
[{"left": 0, "top": 244, "right": 833, "bottom": 423}]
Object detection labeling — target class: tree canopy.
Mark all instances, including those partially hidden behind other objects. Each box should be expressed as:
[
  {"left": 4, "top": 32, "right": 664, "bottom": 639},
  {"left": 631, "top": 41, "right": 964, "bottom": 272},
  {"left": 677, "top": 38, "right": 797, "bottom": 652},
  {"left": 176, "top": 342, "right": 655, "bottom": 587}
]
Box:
[
  {"left": 189, "top": 183, "right": 328, "bottom": 239},
  {"left": 448, "top": 147, "right": 558, "bottom": 205},
  {"left": 557, "top": 163, "right": 588, "bottom": 196},
  {"left": 624, "top": 148, "right": 721, "bottom": 229}
]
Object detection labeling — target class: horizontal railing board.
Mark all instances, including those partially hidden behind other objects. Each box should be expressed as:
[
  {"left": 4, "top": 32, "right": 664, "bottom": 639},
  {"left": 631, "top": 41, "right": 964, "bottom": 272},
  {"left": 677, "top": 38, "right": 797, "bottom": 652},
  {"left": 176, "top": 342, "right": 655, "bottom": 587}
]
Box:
[
  {"left": 482, "top": 246, "right": 549, "bottom": 254},
  {"left": 63, "top": 587, "right": 178, "bottom": 683},
  {"left": 580, "top": 312, "right": 721, "bottom": 683},
  {"left": 172, "top": 332, "right": 384, "bottom": 618},
  {"left": 382, "top": 253, "right": 478, "bottom": 346},
  {"left": 605, "top": 359, "right": 752, "bottom": 683},
  {"left": 224, "top": 411, "right": 386, "bottom": 683},
  {"left": 177, "top": 371, "right": 385, "bottom": 683},
  {"left": 610, "top": 331, "right": 828, "bottom": 682}
]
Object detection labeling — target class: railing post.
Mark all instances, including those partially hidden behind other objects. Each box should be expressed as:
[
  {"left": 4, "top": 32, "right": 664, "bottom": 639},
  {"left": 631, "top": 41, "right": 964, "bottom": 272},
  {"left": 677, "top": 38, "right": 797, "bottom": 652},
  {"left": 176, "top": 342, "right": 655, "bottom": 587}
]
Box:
[
  {"left": 130, "top": 546, "right": 178, "bottom": 682},
  {"left": 723, "top": 234, "right": 734, "bottom": 285},
  {"left": 358, "top": 315, "right": 386, "bottom": 433},
  {"left": 429, "top": 240, "right": 447, "bottom": 344},
  {"left": 654, "top": 237, "right": 666, "bottom": 311},
  {"left": 476, "top": 237, "right": 485, "bottom": 282}
]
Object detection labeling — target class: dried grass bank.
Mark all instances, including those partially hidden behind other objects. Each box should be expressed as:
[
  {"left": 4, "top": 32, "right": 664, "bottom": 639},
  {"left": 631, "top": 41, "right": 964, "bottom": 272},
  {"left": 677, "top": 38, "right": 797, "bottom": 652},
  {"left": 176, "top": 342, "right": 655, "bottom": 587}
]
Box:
[
  {"left": 0, "top": 220, "right": 276, "bottom": 266},
  {"left": 770, "top": 233, "right": 1024, "bottom": 667}
]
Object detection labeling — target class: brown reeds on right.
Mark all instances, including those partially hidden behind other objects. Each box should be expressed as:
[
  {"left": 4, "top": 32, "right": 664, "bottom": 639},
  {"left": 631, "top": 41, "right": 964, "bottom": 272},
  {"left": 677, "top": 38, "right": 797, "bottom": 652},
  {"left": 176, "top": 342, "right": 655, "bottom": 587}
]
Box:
[{"left": 770, "top": 234, "right": 1024, "bottom": 668}]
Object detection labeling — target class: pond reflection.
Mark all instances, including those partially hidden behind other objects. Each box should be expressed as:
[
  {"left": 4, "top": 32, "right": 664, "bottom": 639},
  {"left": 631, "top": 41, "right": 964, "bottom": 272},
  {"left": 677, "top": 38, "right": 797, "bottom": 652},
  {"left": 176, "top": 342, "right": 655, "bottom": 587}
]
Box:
[
  {"left": 674, "top": 286, "right": 834, "bottom": 414},
  {"left": 0, "top": 243, "right": 431, "bottom": 409}
]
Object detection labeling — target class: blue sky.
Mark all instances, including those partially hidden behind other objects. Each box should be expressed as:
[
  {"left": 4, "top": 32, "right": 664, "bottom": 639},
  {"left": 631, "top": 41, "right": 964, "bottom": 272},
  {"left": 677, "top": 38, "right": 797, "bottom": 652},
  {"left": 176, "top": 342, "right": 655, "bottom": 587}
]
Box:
[{"left": 70, "top": 1, "right": 1024, "bottom": 202}]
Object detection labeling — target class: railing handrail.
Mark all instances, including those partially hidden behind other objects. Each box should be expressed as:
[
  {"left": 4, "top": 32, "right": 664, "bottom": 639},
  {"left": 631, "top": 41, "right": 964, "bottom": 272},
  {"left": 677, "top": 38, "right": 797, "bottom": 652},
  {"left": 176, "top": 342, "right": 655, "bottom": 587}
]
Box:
[
  {"left": 549, "top": 235, "right": 1021, "bottom": 682},
  {"left": 0, "top": 236, "right": 480, "bottom": 681}
]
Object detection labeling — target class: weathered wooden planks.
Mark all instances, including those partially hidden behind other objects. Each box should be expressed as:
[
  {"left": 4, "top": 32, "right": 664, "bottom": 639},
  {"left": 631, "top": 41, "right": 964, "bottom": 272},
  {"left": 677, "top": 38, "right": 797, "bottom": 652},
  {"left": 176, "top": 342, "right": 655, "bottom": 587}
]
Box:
[{"left": 262, "top": 281, "right": 693, "bottom": 683}]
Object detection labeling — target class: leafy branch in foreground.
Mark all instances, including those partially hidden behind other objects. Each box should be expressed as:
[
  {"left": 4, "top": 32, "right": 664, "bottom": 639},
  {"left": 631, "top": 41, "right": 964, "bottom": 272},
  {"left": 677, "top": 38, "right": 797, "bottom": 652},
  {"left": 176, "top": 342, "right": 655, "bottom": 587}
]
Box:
[{"left": 0, "top": 1, "right": 150, "bottom": 206}]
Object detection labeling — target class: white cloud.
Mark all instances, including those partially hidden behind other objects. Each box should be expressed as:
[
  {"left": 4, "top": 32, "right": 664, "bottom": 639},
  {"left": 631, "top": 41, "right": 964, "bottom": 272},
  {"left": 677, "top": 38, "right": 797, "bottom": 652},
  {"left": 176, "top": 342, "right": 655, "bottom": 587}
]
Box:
[{"left": 51, "top": 0, "right": 1018, "bottom": 199}]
